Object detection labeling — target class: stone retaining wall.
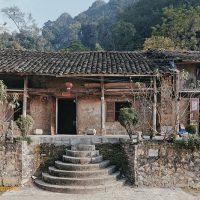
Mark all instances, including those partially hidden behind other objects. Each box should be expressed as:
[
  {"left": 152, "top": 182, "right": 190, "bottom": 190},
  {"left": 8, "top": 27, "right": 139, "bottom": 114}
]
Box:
[
  {"left": 123, "top": 141, "right": 200, "bottom": 190},
  {"left": 1, "top": 140, "right": 200, "bottom": 190},
  {"left": 0, "top": 142, "right": 22, "bottom": 186}
]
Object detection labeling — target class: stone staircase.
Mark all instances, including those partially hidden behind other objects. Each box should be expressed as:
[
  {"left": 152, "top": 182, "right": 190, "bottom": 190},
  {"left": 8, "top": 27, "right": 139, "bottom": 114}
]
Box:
[{"left": 34, "top": 144, "right": 125, "bottom": 193}]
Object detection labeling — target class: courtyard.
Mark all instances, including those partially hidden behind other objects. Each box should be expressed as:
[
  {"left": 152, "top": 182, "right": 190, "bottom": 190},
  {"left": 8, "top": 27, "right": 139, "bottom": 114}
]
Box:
[{"left": 0, "top": 186, "right": 199, "bottom": 200}]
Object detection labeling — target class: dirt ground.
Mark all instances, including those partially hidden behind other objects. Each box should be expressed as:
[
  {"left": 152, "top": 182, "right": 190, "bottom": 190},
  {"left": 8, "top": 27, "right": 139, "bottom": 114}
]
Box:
[{"left": 0, "top": 186, "right": 199, "bottom": 200}]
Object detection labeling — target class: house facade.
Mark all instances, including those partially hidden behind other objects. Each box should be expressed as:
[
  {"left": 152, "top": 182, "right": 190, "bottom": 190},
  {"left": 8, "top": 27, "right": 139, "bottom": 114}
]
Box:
[{"left": 0, "top": 49, "right": 199, "bottom": 136}]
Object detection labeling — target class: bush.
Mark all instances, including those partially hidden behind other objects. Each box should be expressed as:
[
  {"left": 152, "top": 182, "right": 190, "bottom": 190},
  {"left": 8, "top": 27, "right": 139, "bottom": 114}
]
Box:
[
  {"left": 16, "top": 115, "right": 34, "bottom": 136},
  {"left": 118, "top": 107, "right": 139, "bottom": 140},
  {"left": 173, "top": 136, "right": 200, "bottom": 151},
  {"left": 185, "top": 124, "right": 196, "bottom": 134}
]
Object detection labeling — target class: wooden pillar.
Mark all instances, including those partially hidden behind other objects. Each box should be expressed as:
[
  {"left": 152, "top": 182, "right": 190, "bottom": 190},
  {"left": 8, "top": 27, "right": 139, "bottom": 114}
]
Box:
[
  {"left": 175, "top": 71, "right": 180, "bottom": 134},
  {"left": 101, "top": 77, "right": 105, "bottom": 134},
  {"left": 153, "top": 76, "right": 157, "bottom": 135},
  {"left": 22, "top": 76, "right": 28, "bottom": 117}
]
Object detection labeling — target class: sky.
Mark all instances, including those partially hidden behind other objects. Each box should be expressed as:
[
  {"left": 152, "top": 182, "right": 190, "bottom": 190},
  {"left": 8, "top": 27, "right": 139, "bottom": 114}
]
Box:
[{"left": 0, "top": 0, "right": 109, "bottom": 30}]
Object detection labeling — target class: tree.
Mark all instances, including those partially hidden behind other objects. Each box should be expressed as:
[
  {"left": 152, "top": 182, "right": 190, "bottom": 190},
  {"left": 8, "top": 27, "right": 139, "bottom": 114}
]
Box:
[
  {"left": 62, "top": 41, "right": 88, "bottom": 52},
  {"left": 143, "top": 36, "right": 177, "bottom": 50},
  {"left": 0, "top": 32, "right": 22, "bottom": 49},
  {"left": 120, "top": 0, "right": 200, "bottom": 50},
  {"left": 0, "top": 80, "right": 19, "bottom": 122},
  {"left": 118, "top": 108, "right": 139, "bottom": 140},
  {"left": 1, "top": 6, "right": 50, "bottom": 51},
  {"left": 152, "top": 6, "right": 200, "bottom": 50},
  {"left": 111, "top": 21, "right": 136, "bottom": 51}
]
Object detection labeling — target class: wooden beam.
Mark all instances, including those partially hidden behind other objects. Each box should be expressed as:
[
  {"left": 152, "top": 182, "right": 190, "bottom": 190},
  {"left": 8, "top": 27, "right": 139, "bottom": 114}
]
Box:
[
  {"left": 22, "top": 76, "right": 28, "bottom": 117},
  {"left": 153, "top": 77, "right": 157, "bottom": 135},
  {"left": 101, "top": 77, "right": 106, "bottom": 134},
  {"left": 175, "top": 72, "right": 180, "bottom": 134}
]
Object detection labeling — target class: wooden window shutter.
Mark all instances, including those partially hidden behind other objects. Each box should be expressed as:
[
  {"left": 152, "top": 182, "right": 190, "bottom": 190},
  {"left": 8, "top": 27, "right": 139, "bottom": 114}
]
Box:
[{"left": 106, "top": 101, "right": 115, "bottom": 122}]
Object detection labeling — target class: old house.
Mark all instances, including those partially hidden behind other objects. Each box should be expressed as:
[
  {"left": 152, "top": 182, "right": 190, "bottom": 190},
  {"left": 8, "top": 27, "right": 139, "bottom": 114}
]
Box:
[
  {"left": 0, "top": 49, "right": 199, "bottom": 137},
  {"left": 146, "top": 50, "right": 200, "bottom": 134}
]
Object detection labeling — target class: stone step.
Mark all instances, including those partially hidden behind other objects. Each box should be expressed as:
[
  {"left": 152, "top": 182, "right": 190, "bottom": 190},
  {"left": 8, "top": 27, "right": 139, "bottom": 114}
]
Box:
[
  {"left": 71, "top": 145, "right": 95, "bottom": 151},
  {"left": 66, "top": 150, "right": 100, "bottom": 157},
  {"left": 34, "top": 178, "right": 126, "bottom": 194},
  {"left": 48, "top": 165, "right": 116, "bottom": 178},
  {"left": 63, "top": 155, "right": 103, "bottom": 164},
  {"left": 55, "top": 160, "right": 110, "bottom": 171},
  {"left": 42, "top": 172, "right": 120, "bottom": 186}
]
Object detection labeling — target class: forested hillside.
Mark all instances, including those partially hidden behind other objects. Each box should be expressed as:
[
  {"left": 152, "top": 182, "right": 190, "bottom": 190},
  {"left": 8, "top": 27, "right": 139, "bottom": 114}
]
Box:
[{"left": 1, "top": 0, "right": 200, "bottom": 51}]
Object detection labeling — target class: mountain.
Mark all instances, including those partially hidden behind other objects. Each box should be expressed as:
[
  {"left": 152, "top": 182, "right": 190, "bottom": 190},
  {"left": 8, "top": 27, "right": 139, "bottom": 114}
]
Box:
[{"left": 42, "top": 0, "right": 135, "bottom": 50}]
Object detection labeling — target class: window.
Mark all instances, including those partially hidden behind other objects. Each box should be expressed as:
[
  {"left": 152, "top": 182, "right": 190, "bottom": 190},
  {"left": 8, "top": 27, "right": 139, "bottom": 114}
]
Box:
[{"left": 106, "top": 101, "right": 131, "bottom": 122}]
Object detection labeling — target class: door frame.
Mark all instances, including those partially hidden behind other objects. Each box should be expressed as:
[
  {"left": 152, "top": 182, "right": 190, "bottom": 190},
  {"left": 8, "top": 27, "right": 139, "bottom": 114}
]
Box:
[{"left": 56, "top": 97, "right": 77, "bottom": 135}]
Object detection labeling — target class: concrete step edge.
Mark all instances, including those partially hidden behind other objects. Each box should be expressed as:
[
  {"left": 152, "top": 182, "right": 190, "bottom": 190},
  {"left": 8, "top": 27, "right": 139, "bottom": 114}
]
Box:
[
  {"left": 42, "top": 171, "right": 120, "bottom": 181},
  {"left": 35, "top": 178, "right": 126, "bottom": 190},
  {"left": 49, "top": 165, "right": 116, "bottom": 174}
]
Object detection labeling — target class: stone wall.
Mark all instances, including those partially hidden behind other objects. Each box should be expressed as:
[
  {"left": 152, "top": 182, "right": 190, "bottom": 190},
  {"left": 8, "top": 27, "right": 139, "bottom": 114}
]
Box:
[
  {"left": 123, "top": 141, "right": 200, "bottom": 190},
  {"left": 0, "top": 142, "right": 22, "bottom": 186}
]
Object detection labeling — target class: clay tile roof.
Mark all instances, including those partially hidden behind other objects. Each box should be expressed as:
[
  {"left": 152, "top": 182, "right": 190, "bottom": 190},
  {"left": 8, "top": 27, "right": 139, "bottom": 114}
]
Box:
[
  {"left": 0, "top": 49, "right": 173, "bottom": 76},
  {"left": 145, "top": 49, "right": 200, "bottom": 62}
]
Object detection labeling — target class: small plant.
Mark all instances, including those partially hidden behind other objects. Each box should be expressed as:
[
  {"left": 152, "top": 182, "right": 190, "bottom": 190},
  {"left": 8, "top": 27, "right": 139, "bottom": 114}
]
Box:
[
  {"left": 118, "top": 107, "right": 139, "bottom": 140},
  {"left": 14, "top": 136, "right": 32, "bottom": 145},
  {"left": 16, "top": 115, "right": 34, "bottom": 137},
  {"left": 173, "top": 136, "right": 200, "bottom": 151},
  {"left": 185, "top": 124, "right": 196, "bottom": 135}
]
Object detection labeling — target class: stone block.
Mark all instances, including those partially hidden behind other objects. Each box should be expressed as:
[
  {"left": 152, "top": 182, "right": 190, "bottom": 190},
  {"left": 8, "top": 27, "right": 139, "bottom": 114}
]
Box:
[
  {"left": 148, "top": 149, "right": 159, "bottom": 157},
  {"left": 2, "top": 176, "right": 20, "bottom": 186}
]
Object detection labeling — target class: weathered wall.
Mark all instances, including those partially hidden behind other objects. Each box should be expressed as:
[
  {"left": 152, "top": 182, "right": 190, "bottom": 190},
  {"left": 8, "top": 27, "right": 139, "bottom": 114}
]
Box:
[
  {"left": 29, "top": 96, "right": 53, "bottom": 134},
  {"left": 123, "top": 141, "right": 200, "bottom": 189},
  {"left": 0, "top": 142, "right": 22, "bottom": 186},
  {"left": 77, "top": 97, "right": 101, "bottom": 134}
]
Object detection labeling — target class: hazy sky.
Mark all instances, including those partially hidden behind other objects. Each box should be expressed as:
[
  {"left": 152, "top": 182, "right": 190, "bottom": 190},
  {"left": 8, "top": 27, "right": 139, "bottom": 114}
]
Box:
[{"left": 0, "top": 0, "right": 109, "bottom": 30}]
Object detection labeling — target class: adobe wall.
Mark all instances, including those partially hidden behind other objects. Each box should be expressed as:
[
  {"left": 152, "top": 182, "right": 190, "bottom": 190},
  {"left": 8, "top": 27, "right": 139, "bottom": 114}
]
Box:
[
  {"left": 29, "top": 96, "right": 53, "bottom": 134},
  {"left": 77, "top": 97, "right": 101, "bottom": 134},
  {"left": 123, "top": 141, "right": 200, "bottom": 189}
]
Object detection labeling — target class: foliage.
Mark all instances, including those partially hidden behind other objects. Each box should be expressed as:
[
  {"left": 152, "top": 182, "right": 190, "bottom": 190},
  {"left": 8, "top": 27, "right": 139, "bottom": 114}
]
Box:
[
  {"left": 1, "top": 6, "right": 51, "bottom": 51},
  {"left": 111, "top": 21, "right": 136, "bottom": 51},
  {"left": 96, "top": 143, "right": 128, "bottom": 174},
  {"left": 14, "top": 136, "right": 32, "bottom": 145},
  {"left": 62, "top": 41, "right": 89, "bottom": 52},
  {"left": 173, "top": 136, "right": 200, "bottom": 151},
  {"left": 0, "top": 80, "right": 8, "bottom": 104},
  {"left": 152, "top": 6, "right": 200, "bottom": 50},
  {"left": 121, "top": 0, "right": 200, "bottom": 50},
  {"left": 16, "top": 115, "right": 34, "bottom": 137},
  {"left": 2, "top": 1, "right": 200, "bottom": 51},
  {"left": 0, "top": 32, "right": 22, "bottom": 49},
  {"left": 118, "top": 108, "right": 139, "bottom": 140},
  {"left": 143, "top": 36, "right": 177, "bottom": 50},
  {"left": 35, "top": 144, "right": 69, "bottom": 177},
  {"left": 0, "top": 80, "right": 19, "bottom": 123},
  {"left": 185, "top": 125, "right": 196, "bottom": 135}
]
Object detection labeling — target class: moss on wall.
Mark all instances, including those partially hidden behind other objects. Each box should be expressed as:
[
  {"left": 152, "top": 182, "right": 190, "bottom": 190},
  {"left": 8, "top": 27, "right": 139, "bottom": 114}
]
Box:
[
  {"left": 34, "top": 143, "right": 70, "bottom": 177},
  {"left": 96, "top": 143, "right": 128, "bottom": 174}
]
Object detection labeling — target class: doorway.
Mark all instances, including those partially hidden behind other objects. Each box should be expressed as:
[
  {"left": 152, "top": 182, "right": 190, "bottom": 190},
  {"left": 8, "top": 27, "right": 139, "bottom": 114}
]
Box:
[{"left": 57, "top": 99, "right": 76, "bottom": 134}]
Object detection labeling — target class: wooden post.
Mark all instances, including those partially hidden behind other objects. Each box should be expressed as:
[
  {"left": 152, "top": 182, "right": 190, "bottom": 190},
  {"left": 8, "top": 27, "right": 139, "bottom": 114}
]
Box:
[
  {"left": 101, "top": 77, "right": 105, "bottom": 134},
  {"left": 22, "top": 76, "right": 28, "bottom": 117},
  {"left": 175, "top": 71, "right": 180, "bottom": 134},
  {"left": 153, "top": 76, "right": 157, "bottom": 135}
]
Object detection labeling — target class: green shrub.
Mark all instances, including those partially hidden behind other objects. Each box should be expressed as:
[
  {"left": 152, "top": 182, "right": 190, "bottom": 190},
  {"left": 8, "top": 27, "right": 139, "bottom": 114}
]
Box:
[
  {"left": 16, "top": 115, "right": 34, "bottom": 136},
  {"left": 185, "top": 125, "right": 196, "bottom": 134},
  {"left": 14, "top": 136, "right": 32, "bottom": 145},
  {"left": 173, "top": 136, "right": 200, "bottom": 151},
  {"left": 118, "top": 107, "right": 139, "bottom": 140}
]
